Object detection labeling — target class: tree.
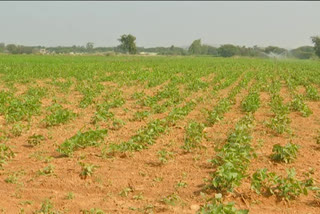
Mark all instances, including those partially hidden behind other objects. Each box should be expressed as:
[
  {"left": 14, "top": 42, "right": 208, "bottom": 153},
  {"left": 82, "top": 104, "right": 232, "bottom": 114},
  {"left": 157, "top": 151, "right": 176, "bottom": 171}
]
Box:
[
  {"left": 118, "top": 34, "right": 137, "bottom": 54},
  {"left": 188, "top": 39, "right": 202, "bottom": 55},
  {"left": 264, "top": 46, "right": 287, "bottom": 55},
  {"left": 0, "top": 43, "right": 5, "bottom": 53},
  {"left": 290, "top": 46, "right": 314, "bottom": 59},
  {"left": 6, "top": 44, "right": 18, "bottom": 54},
  {"left": 218, "top": 44, "right": 239, "bottom": 57},
  {"left": 86, "top": 42, "right": 94, "bottom": 52},
  {"left": 311, "top": 36, "right": 320, "bottom": 57},
  {"left": 206, "top": 45, "right": 219, "bottom": 56}
]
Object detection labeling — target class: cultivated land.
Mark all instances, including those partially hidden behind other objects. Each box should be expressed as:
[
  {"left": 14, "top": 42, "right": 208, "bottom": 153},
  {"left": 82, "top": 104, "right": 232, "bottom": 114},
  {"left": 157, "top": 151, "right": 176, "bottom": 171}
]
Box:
[{"left": 0, "top": 55, "right": 320, "bottom": 213}]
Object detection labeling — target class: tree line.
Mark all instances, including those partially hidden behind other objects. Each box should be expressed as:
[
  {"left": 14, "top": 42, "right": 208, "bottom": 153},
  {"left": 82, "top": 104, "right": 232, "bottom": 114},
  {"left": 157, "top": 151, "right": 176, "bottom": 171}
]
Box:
[{"left": 0, "top": 34, "right": 319, "bottom": 59}]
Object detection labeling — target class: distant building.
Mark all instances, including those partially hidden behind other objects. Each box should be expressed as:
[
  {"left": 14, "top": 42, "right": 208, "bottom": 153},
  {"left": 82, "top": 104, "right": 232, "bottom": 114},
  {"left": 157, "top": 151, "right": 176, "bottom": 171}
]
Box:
[
  {"left": 39, "top": 49, "right": 47, "bottom": 55},
  {"left": 140, "top": 52, "right": 158, "bottom": 56}
]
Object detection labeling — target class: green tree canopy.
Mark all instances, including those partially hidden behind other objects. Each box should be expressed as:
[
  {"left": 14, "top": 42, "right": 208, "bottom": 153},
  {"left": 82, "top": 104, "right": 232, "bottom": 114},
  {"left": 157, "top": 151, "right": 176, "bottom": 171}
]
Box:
[
  {"left": 311, "top": 36, "right": 320, "bottom": 57},
  {"left": 264, "top": 46, "right": 287, "bottom": 55},
  {"left": 188, "top": 39, "right": 202, "bottom": 55},
  {"left": 118, "top": 34, "right": 137, "bottom": 54},
  {"left": 86, "top": 42, "right": 94, "bottom": 52},
  {"left": 290, "top": 46, "right": 314, "bottom": 59},
  {"left": 218, "top": 44, "right": 239, "bottom": 57}
]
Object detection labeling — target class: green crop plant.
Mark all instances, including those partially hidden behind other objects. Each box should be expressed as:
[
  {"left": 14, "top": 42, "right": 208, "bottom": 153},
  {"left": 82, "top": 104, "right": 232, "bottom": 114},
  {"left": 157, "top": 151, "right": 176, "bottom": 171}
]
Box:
[
  {"left": 305, "top": 85, "right": 320, "bottom": 101},
  {"left": 209, "top": 114, "right": 255, "bottom": 192},
  {"left": 131, "top": 110, "right": 150, "bottom": 121},
  {"left": 109, "top": 102, "right": 195, "bottom": 153},
  {"left": 90, "top": 102, "right": 114, "bottom": 124},
  {"left": 25, "top": 86, "right": 47, "bottom": 99},
  {"left": 42, "top": 103, "right": 76, "bottom": 127},
  {"left": 10, "top": 122, "right": 24, "bottom": 137},
  {"left": 38, "top": 164, "right": 55, "bottom": 176},
  {"left": 157, "top": 149, "right": 174, "bottom": 164},
  {"left": 65, "top": 192, "right": 75, "bottom": 200},
  {"left": 5, "top": 170, "right": 24, "bottom": 184},
  {"left": 77, "top": 80, "right": 104, "bottom": 108},
  {"left": 241, "top": 91, "right": 260, "bottom": 113},
  {"left": 251, "top": 168, "right": 315, "bottom": 201},
  {"left": 27, "top": 134, "right": 45, "bottom": 146},
  {"left": 269, "top": 94, "right": 290, "bottom": 115},
  {"left": 207, "top": 98, "right": 231, "bottom": 125},
  {"left": 198, "top": 194, "right": 248, "bottom": 214},
  {"left": 81, "top": 208, "right": 105, "bottom": 214},
  {"left": 79, "top": 162, "right": 99, "bottom": 179},
  {"left": 267, "top": 114, "right": 291, "bottom": 134},
  {"left": 160, "top": 193, "right": 181, "bottom": 206},
  {"left": 34, "top": 198, "right": 59, "bottom": 214},
  {"left": 50, "top": 78, "right": 73, "bottom": 93},
  {"left": 119, "top": 187, "right": 133, "bottom": 197},
  {"left": 270, "top": 142, "right": 299, "bottom": 163},
  {"left": 182, "top": 122, "right": 206, "bottom": 152},
  {"left": 0, "top": 144, "right": 15, "bottom": 169},
  {"left": 131, "top": 91, "right": 146, "bottom": 100},
  {"left": 57, "top": 129, "right": 107, "bottom": 156},
  {"left": 110, "top": 118, "right": 126, "bottom": 130},
  {"left": 4, "top": 94, "right": 41, "bottom": 123},
  {"left": 290, "top": 94, "right": 312, "bottom": 117}
]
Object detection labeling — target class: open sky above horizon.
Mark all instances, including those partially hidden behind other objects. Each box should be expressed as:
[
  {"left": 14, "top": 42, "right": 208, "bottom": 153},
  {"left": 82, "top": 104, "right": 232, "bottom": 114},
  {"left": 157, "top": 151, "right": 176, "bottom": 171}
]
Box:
[{"left": 1, "top": 1, "right": 319, "bottom": 49}]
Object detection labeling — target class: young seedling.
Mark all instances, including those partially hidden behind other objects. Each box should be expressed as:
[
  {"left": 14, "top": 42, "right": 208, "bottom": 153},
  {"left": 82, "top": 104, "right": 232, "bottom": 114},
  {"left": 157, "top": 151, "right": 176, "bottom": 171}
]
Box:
[
  {"left": 270, "top": 142, "right": 299, "bottom": 163},
  {"left": 27, "top": 134, "right": 45, "bottom": 147},
  {"left": 38, "top": 164, "right": 55, "bottom": 176},
  {"left": 157, "top": 149, "right": 174, "bottom": 165},
  {"left": 79, "top": 162, "right": 99, "bottom": 179},
  {"left": 0, "top": 143, "right": 15, "bottom": 169}
]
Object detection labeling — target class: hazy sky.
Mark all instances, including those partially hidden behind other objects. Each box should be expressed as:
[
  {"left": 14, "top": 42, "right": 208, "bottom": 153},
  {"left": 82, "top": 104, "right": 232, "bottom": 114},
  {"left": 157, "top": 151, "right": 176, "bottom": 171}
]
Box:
[{"left": 1, "top": 1, "right": 319, "bottom": 49}]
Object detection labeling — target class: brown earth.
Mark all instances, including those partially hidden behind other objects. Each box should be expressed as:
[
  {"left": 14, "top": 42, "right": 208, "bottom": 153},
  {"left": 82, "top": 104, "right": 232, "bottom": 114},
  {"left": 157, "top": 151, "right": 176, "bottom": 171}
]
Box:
[{"left": 0, "top": 77, "right": 320, "bottom": 214}]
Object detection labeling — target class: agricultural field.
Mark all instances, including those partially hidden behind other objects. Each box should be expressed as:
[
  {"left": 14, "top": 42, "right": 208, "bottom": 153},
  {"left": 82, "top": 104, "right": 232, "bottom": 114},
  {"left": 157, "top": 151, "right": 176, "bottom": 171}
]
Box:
[{"left": 0, "top": 55, "right": 320, "bottom": 213}]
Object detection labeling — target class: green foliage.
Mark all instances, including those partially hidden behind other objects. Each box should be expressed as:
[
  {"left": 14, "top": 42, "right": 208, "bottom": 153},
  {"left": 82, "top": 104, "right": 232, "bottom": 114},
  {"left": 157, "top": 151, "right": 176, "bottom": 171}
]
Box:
[
  {"left": 198, "top": 194, "right": 248, "bottom": 214},
  {"left": 267, "top": 114, "right": 291, "bottom": 134},
  {"left": 157, "top": 149, "right": 174, "bottom": 164},
  {"left": 118, "top": 34, "right": 137, "bottom": 54},
  {"left": 209, "top": 114, "right": 255, "bottom": 192},
  {"left": 42, "top": 103, "right": 76, "bottom": 127},
  {"left": 270, "top": 143, "right": 299, "bottom": 163},
  {"left": 290, "top": 94, "right": 312, "bottom": 117},
  {"left": 160, "top": 193, "right": 181, "bottom": 206},
  {"left": 311, "top": 36, "right": 320, "bottom": 57},
  {"left": 27, "top": 134, "right": 45, "bottom": 146},
  {"left": 109, "top": 102, "right": 195, "bottom": 153},
  {"left": 207, "top": 99, "right": 231, "bottom": 125},
  {"left": 77, "top": 81, "right": 104, "bottom": 108},
  {"left": 251, "top": 168, "right": 315, "bottom": 201},
  {"left": 305, "top": 85, "right": 320, "bottom": 100},
  {"left": 91, "top": 103, "right": 114, "bottom": 124},
  {"left": 10, "top": 122, "right": 24, "bottom": 137},
  {"left": 81, "top": 208, "right": 105, "bottom": 214},
  {"left": 269, "top": 94, "right": 289, "bottom": 115},
  {"left": 241, "top": 92, "right": 260, "bottom": 113},
  {"left": 0, "top": 144, "right": 15, "bottom": 169},
  {"left": 34, "top": 199, "right": 59, "bottom": 214},
  {"left": 182, "top": 122, "right": 206, "bottom": 152},
  {"left": 57, "top": 129, "right": 108, "bottom": 156},
  {"left": 79, "top": 162, "right": 99, "bottom": 179},
  {"left": 38, "top": 164, "right": 55, "bottom": 176},
  {"left": 131, "top": 110, "right": 150, "bottom": 121},
  {"left": 218, "top": 44, "right": 239, "bottom": 57},
  {"left": 188, "top": 39, "right": 202, "bottom": 55},
  {"left": 5, "top": 170, "right": 24, "bottom": 184},
  {"left": 4, "top": 94, "right": 41, "bottom": 123}
]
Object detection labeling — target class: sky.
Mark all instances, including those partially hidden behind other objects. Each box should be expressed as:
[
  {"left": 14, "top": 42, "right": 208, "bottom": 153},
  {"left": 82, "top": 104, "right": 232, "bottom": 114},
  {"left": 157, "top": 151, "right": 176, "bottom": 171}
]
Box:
[{"left": 0, "top": 1, "right": 319, "bottom": 49}]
